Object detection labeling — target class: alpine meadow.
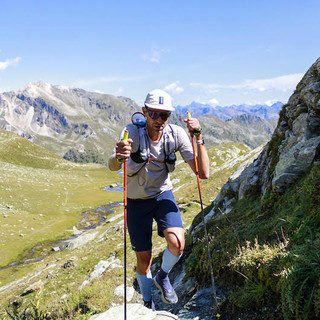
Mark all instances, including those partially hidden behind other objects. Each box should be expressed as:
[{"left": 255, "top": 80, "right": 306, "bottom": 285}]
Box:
[{"left": 1, "top": 52, "right": 320, "bottom": 320}]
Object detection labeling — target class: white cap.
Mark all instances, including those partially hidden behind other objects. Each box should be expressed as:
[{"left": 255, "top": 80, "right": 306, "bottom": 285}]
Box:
[{"left": 144, "top": 89, "right": 174, "bottom": 111}]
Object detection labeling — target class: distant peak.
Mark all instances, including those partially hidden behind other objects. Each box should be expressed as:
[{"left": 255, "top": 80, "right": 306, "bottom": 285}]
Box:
[
  {"left": 20, "top": 81, "right": 54, "bottom": 98},
  {"left": 24, "top": 81, "right": 51, "bottom": 89}
]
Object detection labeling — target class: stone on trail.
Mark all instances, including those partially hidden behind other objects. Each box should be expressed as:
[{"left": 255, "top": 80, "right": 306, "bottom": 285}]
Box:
[
  {"left": 21, "top": 280, "right": 44, "bottom": 297},
  {"left": 114, "top": 284, "right": 135, "bottom": 302},
  {"left": 66, "top": 231, "right": 98, "bottom": 250},
  {"left": 89, "top": 303, "right": 179, "bottom": 320},
  {"left": 78, "top": 258, "right": 122, "bottom": 290}
]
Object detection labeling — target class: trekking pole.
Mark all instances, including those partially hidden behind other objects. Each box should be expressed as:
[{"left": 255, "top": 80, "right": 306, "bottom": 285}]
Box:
[
  {"left": 120, "top": 130, "right": 129, "bottom": 320},
  {"left": 187, "top": 112, "right": 218, "bottom": 311}
]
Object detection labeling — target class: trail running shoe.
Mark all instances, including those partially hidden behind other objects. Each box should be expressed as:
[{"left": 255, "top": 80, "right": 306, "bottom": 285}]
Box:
[
  {"left": 154, "top": 272, "right": 178, "bottom": 304},
  {"left": 143, "top": 299, "right": 156, "bottom": 311}
]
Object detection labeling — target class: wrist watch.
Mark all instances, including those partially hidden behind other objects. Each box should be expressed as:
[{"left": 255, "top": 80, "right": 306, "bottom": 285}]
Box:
[{"left": 196, "top": 138, "right": 205, "bottom": 145}]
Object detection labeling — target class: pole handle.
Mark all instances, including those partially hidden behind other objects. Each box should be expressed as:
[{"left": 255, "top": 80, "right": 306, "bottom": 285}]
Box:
[
  {"left": 122, "top": 130, "right": 129, "bottom": 141},
  {"left": 187, "top": 111, "right": 191, "bottom": 119},
  {"left": 118, "top": 130, "right": 129, "bottom": 163}
]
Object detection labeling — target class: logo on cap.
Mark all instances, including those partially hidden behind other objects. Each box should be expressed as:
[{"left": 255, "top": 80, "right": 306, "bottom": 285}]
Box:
[{"left": 159, "top": 96, "right": 164, "bottom": 104}]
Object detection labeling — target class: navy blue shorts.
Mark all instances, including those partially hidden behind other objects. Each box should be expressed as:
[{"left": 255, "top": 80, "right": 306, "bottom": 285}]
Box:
[{"left": 127, "top": 190, "right": 183, "bottom": 252}]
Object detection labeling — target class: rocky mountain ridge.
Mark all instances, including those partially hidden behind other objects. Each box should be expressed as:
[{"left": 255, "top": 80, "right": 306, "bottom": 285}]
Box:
[
  {"left": 0, "top": 82, "right": 140, "bottom": 161},
  {"left": 0, "top": 82, "right": 278, "bottom": 163}
]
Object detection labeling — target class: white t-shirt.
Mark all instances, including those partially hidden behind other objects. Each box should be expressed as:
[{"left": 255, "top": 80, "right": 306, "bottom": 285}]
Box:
[{"left": 120, "top": 124, "right": 194, "bottom": 199}]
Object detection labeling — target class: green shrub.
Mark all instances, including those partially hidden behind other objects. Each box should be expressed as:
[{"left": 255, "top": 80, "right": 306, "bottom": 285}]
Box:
[
  {"left": 281, "top": 245, "right": 320, "bottom": 320},
  {"left": 228, "top": 239, "right": 289, "bottom": 308}
]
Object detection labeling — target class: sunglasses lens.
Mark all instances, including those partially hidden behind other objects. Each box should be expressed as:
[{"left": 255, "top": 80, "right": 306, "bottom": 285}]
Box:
[
  {"left": 148, "top": 111, "right": 159, "bottom": 119},
  {"left": 146, "top": 108, "right": 170, "bottom": 121},
  {"left": 160, "top": 113, "right": 170, "bottom": 121}
]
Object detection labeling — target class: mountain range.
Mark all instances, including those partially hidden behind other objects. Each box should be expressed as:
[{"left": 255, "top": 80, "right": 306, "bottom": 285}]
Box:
[
  {"left": 175, "top": 101, "right": 283, "bottom": 121},
  {"left": 0, "top": 82, "right": 281, "bottom": 162},
  {"left": 0, "top": 82, "right": 140, "bottom": 162}
]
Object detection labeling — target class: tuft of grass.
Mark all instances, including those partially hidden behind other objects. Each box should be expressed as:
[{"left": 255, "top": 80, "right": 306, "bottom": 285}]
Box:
[{"left": 228, "top": 239, "right": 289, "bottom": 309}]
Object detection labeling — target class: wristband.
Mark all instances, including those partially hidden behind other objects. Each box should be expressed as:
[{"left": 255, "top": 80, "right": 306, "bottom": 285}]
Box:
[
  {"left": 193, "top": 128, "right": 202, "bottom": 136},
  {"left": 196, "top": 138, "right": 205, "bottom": 145}
]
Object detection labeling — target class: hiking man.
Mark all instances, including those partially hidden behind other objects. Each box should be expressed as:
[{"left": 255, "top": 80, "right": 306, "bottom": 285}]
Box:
[{"left": 108, "top": 89, "right": 209, "bottom": 310}]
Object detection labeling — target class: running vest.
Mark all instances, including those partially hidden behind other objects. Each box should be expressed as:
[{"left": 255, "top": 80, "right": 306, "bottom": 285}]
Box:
[{"left": 128, "top": 125, "right": 177, "bottom": 177}]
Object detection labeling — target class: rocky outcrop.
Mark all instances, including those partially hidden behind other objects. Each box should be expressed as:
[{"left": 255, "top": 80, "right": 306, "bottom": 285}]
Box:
[
  {"left": 271, "top": 60, "right": 320, "bottom": 192},
  {"left": 205, "top": 57, "right": 320, "bottom": 217}
]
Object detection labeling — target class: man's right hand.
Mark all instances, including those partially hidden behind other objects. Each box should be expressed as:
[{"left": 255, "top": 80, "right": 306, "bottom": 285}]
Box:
[{"left": 115, "top": 138, "right": 133, "bottom": 162}]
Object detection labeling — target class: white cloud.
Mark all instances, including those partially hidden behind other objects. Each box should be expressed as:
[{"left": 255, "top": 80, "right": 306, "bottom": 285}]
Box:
[
  {"left": 230, "top": 73, "right": 304, "bottom": 92},
  {"left": 191, "top": 73, "right": 304, "bottom": 94},
  {"left": 0, "top": 57, "right": 21, "bottom": 71},
  {"left": 164, "top": 81, "right": 184, "bottom": 94},
  {"left": 142, "top": 48, "right": 170, "bottom": 63},
  {"left": 265, "top": 99, "right": 278, "bottom": 106},
  {"left": 209, "top": 98, "right": 219, "bottom": 106},
  {"left": 113, "top": 87, "right": 124, "bottom": 96}
]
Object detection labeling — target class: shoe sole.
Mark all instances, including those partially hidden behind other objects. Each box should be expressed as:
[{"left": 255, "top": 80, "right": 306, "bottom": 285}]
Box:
[{"left": 154, "top": 277, "right": 178, "bottom": 304}]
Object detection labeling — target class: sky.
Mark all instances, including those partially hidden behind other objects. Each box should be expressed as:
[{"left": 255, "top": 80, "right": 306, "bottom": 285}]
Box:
[{"left": 0, "top": 0, "right": 319, "bottom": 107}]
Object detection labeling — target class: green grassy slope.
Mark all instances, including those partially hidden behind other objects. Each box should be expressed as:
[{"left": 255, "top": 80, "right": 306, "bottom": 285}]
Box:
[
  {"left": 0, "top": 130, "right": 260, "bottom": 318},
  {"left": 186, "top": 160, "right": 320, "bottom": 319},
  {"left": 0, "top": 130, "right": 122, "bottom": 268}
]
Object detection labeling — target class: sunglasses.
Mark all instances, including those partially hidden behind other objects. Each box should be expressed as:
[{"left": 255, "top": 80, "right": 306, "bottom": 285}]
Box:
[{"left": 145, "top": 106, "right": 171, "bottom": 121}]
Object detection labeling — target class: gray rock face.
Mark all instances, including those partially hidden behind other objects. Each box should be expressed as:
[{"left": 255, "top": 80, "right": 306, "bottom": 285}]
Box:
[
  {"left": 272, "top": 136, "right": 320, "bottom": 192},
  {"left": 269, "top": 58, "right": 320, "bottom": 193},
  {"left": 203, "top": 57, "right": 320, "bottom": 219},
  {"left": 198, "top": 145, "right": 265, "bottom": 223}
]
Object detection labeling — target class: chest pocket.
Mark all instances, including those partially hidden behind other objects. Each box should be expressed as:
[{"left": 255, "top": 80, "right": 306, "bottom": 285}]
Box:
[{"left": 128, "top": 125, "right": 177, "bottom": 176}]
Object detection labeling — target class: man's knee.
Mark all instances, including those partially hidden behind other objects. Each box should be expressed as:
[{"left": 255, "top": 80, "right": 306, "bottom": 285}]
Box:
[
  {"left": 165, "top": 229, "right": 185, "bottom": 255},
  {"left": 169, "top": 241, "right": 184, "bottom": 256}
]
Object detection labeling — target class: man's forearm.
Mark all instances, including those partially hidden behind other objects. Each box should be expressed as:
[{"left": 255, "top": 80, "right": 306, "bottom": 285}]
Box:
[
  {"left": 108, "top": 153, "right": 122, "bottom": 171},
  {"left": 195, "top": 135, "right": 210, "bottom": 179}
]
